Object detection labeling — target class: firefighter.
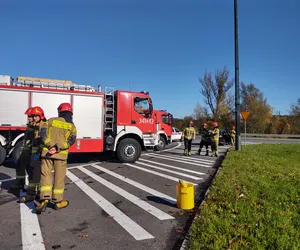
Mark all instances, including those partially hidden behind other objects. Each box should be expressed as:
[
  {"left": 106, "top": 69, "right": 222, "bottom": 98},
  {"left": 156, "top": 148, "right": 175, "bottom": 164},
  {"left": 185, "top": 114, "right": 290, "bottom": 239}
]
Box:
[
  {"left": 210, "top": 122, "right": 220, "bottom": 157},
  {"left": 36, "top": 103, "right": 77, "bottom": 213},
  {"left": 19, "top": 106, "right": 46, "bottom": 203},
  {"left": 197, "top": 122, "right": 210, "bottom": 156},
  {"left": 183, "top": 120, "right": 196, "bottom": 156},
  {"left": 10, "top": 108, "right": 35, "bottom": 190},
  {"left": 230, "top": 126, "right": 236, "bottom": 146}
]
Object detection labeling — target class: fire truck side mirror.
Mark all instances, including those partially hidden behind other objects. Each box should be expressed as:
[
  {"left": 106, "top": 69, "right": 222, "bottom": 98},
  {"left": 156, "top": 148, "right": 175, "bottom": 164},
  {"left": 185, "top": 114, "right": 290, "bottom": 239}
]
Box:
[{"left": 168, "top": 114, "right": 173, "bottom": 125}]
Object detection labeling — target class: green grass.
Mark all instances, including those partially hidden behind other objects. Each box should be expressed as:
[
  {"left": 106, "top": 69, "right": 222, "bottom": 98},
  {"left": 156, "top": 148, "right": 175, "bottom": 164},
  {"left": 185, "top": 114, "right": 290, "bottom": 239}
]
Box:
[{"left": 188, "top": 144, "right": 300, "bottom": 250}]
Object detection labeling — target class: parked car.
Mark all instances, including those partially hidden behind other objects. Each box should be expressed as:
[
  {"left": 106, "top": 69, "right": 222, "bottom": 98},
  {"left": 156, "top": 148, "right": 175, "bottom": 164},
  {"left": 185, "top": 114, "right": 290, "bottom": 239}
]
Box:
[{"left": 171, "top": 127, "right": 183, "bottom": 141}]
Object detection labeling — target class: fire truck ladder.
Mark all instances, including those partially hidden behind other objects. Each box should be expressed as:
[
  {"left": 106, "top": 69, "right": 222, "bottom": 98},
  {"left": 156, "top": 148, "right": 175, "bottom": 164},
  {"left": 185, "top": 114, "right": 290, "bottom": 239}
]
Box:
[
  {"left": 104, "top": 86, "right": 115, "bottom": 131},
  {"left": 16, "top": 77, "right": 96, "bottom": 92}
]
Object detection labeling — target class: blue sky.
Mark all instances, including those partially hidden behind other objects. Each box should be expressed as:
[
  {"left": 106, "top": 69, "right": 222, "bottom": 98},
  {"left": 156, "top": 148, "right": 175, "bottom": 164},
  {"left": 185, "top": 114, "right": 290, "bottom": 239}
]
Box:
[{"left": 1, "top": 0, "right": 299, "bottom": 118}]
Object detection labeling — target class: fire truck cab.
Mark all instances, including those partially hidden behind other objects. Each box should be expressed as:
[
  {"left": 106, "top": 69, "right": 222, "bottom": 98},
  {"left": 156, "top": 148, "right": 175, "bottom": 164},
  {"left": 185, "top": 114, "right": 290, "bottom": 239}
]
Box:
[
  {"left": 153, "top": 110, "right": 173, "bottom": 151},
  {"left": 0, "top": 75, "right": 160, "bottom": 165}
]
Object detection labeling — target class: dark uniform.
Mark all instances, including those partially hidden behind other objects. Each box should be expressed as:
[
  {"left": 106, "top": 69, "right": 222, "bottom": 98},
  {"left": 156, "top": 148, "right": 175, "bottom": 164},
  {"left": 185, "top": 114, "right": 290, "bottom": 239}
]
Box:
[
  {"left": 11, "top": 108, "right": 35, "bottom": 190},
  {"left": 36, "top": 103, "right": 77, "bottom": 213},
  {"left": 20, "top": 106, "right": 46, "bottom": 203},
  {"left": 198, "top": 123, "right": 210, "bottom": 156}
]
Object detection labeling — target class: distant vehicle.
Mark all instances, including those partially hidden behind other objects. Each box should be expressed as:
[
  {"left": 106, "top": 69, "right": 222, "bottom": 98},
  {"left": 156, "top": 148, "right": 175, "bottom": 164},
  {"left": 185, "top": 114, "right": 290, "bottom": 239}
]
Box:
[{"left": 171, "top": 127, "right": 183, "bottom": 141}]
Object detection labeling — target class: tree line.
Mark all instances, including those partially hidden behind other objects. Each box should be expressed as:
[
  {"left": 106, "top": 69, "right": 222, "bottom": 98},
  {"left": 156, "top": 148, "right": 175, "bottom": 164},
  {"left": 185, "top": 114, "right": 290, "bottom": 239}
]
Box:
[{"left": 173, "top": 67, "right": 300, "bottom": 134}]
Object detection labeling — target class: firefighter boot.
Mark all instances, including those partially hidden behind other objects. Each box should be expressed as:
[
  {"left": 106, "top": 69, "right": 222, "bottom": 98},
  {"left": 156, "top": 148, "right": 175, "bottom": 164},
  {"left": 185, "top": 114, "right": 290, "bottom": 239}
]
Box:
[
  {"left": 188, "top": 151, "right": 191, "bottom": 156},
  {"left": 35, "top": 200, "right": 49, "bottom": 213},
  {"left": 19, "top": 194, "right": 35, "bottom": 203},
  {"left": 184, "top": 150, "right": 187, "bottom": 156},
  {"left": 197, "top": 149, "right": 201, "bottom": 155},
  {"left": 10, "top": 179, "right": 25, "bottom": 190},
  {"left": 54, "top": 200, "right": 69, "bottom": 210},
  {"left": 205, "top": 150, "right": 209, "bottom": 156}
]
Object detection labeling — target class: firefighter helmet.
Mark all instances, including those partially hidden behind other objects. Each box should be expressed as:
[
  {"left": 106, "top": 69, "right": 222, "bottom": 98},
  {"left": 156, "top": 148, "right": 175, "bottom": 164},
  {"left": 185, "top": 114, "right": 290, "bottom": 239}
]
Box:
[
  {"left": 189, "top": 120, "right": 194, "bottom": 125},
  {"left": 232, "top": 125, "right": 236, "bottom": 129},
  {"left": 24, "top": 108, "right": 32, "bottom": 116},
  {"left": 202, "top": 122, "right": 207, "bottom": 127},
  {"left": 31, "top": 106, "right": 45, "bottom": 119},
  {"left": 57, "top": 103, "right": 73, "bottom": 113},
  {"left": 212, "top": 122, "right": 218, "bottom": 127}
]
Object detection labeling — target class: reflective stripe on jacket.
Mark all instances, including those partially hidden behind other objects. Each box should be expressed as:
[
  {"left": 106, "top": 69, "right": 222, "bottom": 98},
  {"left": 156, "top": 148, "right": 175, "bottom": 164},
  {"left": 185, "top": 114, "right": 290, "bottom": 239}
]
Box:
[
  {"left": 40, "top": 117, "right": 77, "bottom": 160},
  {"left": 183, "top": 127, "right": 196, "bottom": 140}
]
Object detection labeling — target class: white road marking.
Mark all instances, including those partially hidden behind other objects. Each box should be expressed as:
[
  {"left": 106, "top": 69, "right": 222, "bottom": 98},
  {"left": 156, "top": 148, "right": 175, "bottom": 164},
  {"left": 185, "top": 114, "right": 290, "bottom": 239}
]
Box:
[
  {"left": 77, "top": 166, "right": 174, "bottom": 220},
  {"left": 91, "top": 164, "right": 176, "bottom": 204},
  {"left": 20, "top": 191, "right": 45, "bottom": 250},
  {"left": 147, "top": 152, "right": 215, "bottom": 164},
  {"left": 66, "top": 170, "right": 154, "bottom": 241},
  {"left": 145, "top": 154, "right": 213, "bottom": 167},
  {"left": 138, "top": 158, "right": 206, "bottom": 176},
  {"left": 136, "top": 161, "right": 203, "bottom": 181},
  {"left": 125, "top": 163, "right": 197, "bottom": 185}
]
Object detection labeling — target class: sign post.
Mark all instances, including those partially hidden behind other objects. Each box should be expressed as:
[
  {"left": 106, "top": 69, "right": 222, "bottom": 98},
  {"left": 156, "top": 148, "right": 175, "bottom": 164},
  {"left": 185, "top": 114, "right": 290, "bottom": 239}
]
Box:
[{"left": 240, "top": 111, "right": 250, "bottom": 146}]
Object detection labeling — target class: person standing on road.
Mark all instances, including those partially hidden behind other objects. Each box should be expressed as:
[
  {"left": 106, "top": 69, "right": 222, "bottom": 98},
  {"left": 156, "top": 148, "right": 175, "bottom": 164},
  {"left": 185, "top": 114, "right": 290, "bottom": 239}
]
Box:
[
  {"left": 197, "top": 122, "right": 210, "bottom": 156},
  {"left": 36, "top": 103, "right": 77, "bottom": 213},
  {"left": 10, "top": 108, "right": 35, "bottom": 190},
  {"left": 19, "top": 106, "right": 47, "bottom": 203},
  {"left": 183, "top": 120, "right": 196, "bottom": 156},
  {"left": 210, "top": 122, "right": 220, "bottom": 157},
  {"left": 230, "top": 126, "right": 236, "bottom": 146}
]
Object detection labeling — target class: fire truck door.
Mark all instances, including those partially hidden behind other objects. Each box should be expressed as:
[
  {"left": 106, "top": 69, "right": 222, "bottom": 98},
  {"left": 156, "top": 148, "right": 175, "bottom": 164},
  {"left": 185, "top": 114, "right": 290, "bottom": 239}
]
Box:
[{"left": 131, "top": 96, "right": 154, "bottom": 133}]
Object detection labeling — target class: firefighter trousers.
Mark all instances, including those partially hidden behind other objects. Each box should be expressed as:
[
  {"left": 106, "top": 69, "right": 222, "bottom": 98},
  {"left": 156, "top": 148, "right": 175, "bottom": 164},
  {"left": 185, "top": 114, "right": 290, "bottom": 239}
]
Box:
[
  {"left": 211, "top": 140, "right": 219, "bottom": 156},
  {"left": 14, "top": 150, "right": 31, "bottom": 186},
  {"left": 184, "top": 139, "right": 192, "bottom": 152},
  {"left": 27, "top": 155, "right": 42, "bottom": 195},
  {"left": 40, "top": 158, "right": 67, "bottom": 202},
  {"left": 231, "top": 136, "right": 235, "bottom": 146}
]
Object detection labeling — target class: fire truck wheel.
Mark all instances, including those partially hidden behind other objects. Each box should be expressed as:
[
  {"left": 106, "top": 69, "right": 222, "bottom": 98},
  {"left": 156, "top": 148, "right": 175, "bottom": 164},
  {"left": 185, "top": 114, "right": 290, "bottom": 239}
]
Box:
[
  {"left": 0, "top": 145, "right": 6, "bottom": 166},
  {"left": 155, "top": 137, "right": 166, "bottom": 151},
  {"left": 117, "top": 138, "right": 142, "bottom": 163},
  {"left": 12, "top": 141, "right": 23, "bottom": 164}
]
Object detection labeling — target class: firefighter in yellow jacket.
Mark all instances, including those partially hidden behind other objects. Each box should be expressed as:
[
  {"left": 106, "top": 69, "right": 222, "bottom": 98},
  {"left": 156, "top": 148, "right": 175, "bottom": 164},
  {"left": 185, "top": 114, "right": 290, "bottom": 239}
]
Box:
[
  {"left": 20, "top": 106, "right": 47, "bottom": 203},
  {"left": 230, "top": 125, "right": 236, "bottom": 146},
  {"left": 210, "top": 122, "right": 220, "bottom": 157},
  {"left": 36, "top": 103, "right": 77, "bottom": 213},
  {"left": 11, "top": 108, "right": 35, "bottom": 190},
  {"left": 183, "top": 120, "right": 196, "bottom": 156}
]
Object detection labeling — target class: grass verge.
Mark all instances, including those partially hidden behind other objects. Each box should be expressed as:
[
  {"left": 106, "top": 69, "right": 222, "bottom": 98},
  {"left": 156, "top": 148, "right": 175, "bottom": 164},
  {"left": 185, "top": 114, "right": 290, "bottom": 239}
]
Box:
[{"left": 187, "top": 144, "right": 300, "bottom": 250}]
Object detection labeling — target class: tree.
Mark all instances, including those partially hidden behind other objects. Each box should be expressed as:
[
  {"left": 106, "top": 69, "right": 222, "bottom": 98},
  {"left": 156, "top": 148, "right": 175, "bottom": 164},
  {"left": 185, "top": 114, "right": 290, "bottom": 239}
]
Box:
[
  {"left": 199, "top": 67, "right": 234, "bottom": 122},
  {"left": 289, "top": 98, "right": 300, "bottom": 134},
  {"left": 240, "top": 83, "right": 273, "bottom": 133},
  {"left": 193, "top": 103, "right": 209, "bottom": 120}
]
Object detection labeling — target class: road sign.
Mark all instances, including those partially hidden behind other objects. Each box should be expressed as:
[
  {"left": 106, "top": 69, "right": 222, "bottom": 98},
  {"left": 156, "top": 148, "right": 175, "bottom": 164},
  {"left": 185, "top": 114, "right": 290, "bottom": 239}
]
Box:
[{"left": 240, "top": 111, "right": 250, "bottom": 120}]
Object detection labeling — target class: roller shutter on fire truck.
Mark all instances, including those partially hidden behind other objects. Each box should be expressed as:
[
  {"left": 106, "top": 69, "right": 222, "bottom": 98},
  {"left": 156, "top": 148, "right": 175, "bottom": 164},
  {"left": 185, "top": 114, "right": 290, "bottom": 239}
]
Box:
[{"left": 0, "top": 87, "right": 104, "bottom": 153}]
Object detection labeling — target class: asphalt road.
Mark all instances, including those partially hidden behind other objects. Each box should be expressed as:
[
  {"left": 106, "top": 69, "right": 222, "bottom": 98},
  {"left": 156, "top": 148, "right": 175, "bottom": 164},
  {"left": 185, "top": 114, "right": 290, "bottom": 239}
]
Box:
[{"left": 0, "top": 137, "right": 298, "bottom": 250}]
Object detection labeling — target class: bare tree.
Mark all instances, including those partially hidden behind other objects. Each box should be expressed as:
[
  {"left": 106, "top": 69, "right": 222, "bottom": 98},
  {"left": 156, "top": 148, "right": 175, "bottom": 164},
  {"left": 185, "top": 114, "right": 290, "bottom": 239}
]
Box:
[{"left": 199, "top": 67, "right": 234, "bottom": 121}]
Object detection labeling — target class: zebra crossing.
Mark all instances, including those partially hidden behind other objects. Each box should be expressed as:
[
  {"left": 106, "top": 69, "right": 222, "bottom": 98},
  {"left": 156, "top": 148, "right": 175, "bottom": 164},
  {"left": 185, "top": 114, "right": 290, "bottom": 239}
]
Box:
[{"left": 0, "top": 144, "right": 225, "bottom": 249}]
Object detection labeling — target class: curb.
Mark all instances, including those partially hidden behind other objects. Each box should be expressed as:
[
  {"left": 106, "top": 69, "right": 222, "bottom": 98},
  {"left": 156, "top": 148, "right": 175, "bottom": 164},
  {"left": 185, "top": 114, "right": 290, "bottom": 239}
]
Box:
[{"left": 179, "top": 148, "right": 231, "bottom": 250}]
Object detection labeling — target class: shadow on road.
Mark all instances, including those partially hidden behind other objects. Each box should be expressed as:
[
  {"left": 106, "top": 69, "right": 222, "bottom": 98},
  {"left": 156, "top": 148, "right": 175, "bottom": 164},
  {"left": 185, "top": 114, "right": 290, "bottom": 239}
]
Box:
[{"left": 146, "top": 196, "right": 177, "bottom": 208}]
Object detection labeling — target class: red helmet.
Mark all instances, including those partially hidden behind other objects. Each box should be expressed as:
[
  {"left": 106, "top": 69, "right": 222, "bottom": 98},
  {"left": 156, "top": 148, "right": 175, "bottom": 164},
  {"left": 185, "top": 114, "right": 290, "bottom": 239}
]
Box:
[
  {"left": 31, "top": 106, "right": 45, "bottom": 119},
  {"left": 189, "top": 120, "right": 193, "bottom": 125},
  {"left": 58, "top": 103, "right": 73, "bottom": 113},
  {"left": 202, "top": 122, "right": 207, "bottom": 127},
  {"left": 24, "top": 108, "right": 32, "bottom": 116},
  {"left": 232, "top": 125, "right": 236, "bottom": 129},
  {"left": 212, "top": 122, "right": 218, "bottom": 127}
]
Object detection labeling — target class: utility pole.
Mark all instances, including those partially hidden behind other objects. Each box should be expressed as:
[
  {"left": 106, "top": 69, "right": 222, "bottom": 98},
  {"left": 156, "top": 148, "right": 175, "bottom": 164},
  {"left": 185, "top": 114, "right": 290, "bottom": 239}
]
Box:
[{"left": 234, "top": 0, "right": 241, "bottom": 150}]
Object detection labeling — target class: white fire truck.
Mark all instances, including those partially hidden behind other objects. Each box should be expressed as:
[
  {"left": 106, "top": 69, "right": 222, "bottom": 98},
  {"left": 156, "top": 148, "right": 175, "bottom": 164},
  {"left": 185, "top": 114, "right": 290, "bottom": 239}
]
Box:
[{"left": 0, "top": 75, "right": 171, "bottom": 165}]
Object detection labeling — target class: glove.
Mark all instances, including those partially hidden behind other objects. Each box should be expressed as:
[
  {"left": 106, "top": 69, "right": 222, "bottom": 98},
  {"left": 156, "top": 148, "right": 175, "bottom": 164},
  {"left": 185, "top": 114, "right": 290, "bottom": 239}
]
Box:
[{"left": 33, "top": 153, "right": 40, "bottom": 161}]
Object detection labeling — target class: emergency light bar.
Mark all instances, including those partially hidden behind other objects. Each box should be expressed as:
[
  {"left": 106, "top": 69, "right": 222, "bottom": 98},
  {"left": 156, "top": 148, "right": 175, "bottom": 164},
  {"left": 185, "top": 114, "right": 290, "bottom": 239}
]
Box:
[{"left": 140, "top": 91, "right": 149, "bottom": 95}]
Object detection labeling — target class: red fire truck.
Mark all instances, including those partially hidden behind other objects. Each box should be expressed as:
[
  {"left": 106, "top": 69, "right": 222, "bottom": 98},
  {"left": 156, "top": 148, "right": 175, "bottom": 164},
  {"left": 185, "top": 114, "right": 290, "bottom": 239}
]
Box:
[
  {"left": 0, "top": 75, "right": 170, "bottom": 165},
  {"left": 153, "top": 110, "right": 173, "bottom": 151}
]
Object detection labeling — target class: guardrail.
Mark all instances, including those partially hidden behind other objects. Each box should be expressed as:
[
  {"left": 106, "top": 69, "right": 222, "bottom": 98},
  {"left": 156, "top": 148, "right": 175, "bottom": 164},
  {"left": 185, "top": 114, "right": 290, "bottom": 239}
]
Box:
[{"left": 241, "top": 133, "right": 300, "bottom": 138}]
